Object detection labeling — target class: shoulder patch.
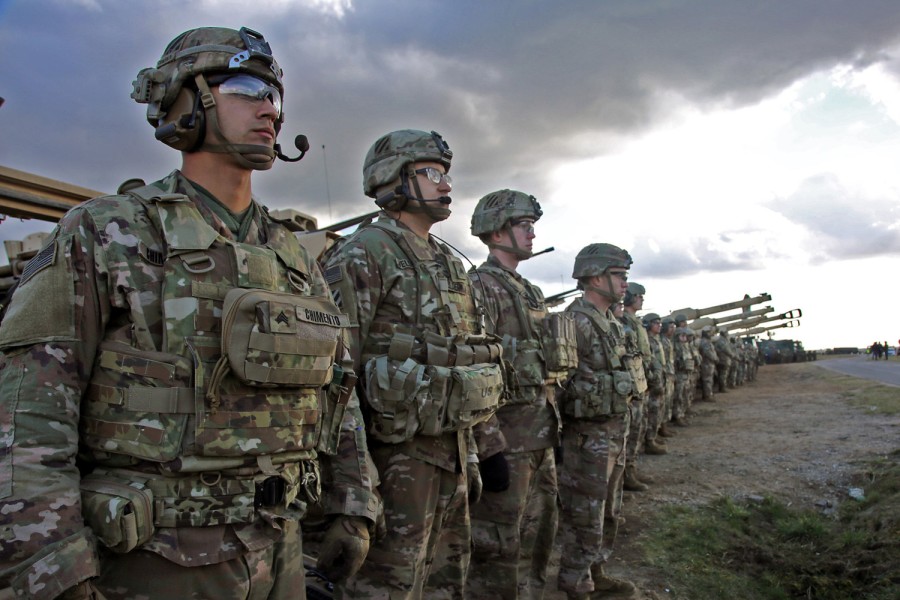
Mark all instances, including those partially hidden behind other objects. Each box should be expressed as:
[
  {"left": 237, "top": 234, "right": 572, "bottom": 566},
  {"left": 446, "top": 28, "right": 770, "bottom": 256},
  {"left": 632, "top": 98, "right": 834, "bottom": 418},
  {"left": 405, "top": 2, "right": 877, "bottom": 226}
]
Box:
[
  {"left": 324, "top": 265, "right": 343, "bottom": 285},
  {"left": 18, "top": 241, "right": 57, "bottom": 285}
]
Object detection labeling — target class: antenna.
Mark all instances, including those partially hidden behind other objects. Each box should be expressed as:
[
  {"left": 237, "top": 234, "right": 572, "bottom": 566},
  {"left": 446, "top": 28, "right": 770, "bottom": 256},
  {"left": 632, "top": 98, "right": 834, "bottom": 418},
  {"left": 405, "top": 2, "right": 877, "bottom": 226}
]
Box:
[{"left": 322, "top": 144, "right": 333, "bottom": 222}]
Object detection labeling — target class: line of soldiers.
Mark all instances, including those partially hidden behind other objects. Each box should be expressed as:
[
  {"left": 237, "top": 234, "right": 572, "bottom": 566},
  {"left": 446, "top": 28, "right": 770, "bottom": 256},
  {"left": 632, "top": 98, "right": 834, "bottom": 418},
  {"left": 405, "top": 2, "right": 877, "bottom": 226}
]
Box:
[
  {"left": 614, "top": 286, "right": 761, "bottom": 493},
  {"left": 0, "top": 24, "right": 764, "bottom": 600}
]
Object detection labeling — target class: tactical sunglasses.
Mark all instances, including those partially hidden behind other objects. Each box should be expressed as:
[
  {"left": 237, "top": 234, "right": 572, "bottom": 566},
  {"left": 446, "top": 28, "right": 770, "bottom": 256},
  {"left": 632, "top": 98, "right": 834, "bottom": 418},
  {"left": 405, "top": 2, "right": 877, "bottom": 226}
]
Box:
[
  {"left": 415, "top": 167, "right": 453, "bottom": 188},
  {"left": 212, "top": 74, "right": 282, "bottom": 116}
]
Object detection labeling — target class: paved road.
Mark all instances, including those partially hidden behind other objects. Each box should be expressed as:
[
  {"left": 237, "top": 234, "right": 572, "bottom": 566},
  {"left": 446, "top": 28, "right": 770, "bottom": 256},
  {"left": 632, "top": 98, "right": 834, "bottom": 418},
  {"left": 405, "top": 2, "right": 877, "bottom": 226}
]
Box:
[{"left": 814, "top": 356, "right": 900, "bottom": 387}]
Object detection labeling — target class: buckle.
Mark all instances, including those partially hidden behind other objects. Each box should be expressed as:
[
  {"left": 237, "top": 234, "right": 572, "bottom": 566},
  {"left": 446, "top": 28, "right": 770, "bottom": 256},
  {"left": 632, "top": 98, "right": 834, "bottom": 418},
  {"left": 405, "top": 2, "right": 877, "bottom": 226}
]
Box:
[{"left": 254, "top": 476, "right": 287, "bottom": 509}]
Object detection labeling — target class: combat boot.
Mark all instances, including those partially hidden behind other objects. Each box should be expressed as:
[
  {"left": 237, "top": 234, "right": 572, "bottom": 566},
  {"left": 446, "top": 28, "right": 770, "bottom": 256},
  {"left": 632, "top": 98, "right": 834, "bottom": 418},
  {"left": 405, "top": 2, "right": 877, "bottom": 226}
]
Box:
[
  {"left": 591, "top": 565, "right": 637, "bottom": 598},
  {"left": 657, "top": 424, "right": 676, "bottom": 438},
  {"left": 673, "top": 416, "right": 689, "bottom": 427},
  {"left": 623, "top": 465, "right": 649, "bottom": 491},
  {"left": 644, "top": 439, "right": 667, "bottom": 455}
]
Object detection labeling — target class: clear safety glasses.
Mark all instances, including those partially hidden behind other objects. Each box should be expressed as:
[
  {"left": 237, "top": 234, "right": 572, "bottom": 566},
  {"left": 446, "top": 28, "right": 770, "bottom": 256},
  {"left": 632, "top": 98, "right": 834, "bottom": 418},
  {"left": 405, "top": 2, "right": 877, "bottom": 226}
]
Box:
[{"left": 214, "top": 74, "right": 282, "bottom": 116}]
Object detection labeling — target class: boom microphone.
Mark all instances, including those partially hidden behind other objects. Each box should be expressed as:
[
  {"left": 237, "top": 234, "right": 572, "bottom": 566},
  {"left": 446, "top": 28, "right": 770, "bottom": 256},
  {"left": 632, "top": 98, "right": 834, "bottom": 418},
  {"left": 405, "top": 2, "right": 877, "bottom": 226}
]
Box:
[{"left": 276, "top": 134, "right": 310, "bottom": 162}]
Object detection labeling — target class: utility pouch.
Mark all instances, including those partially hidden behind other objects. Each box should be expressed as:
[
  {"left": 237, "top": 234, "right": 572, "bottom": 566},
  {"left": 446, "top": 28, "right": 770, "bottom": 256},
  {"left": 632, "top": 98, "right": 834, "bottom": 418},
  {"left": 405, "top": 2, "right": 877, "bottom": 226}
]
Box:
[
  {"left": 623, "top": 355, "right": 648, "bottom": 395},
  {"left": 611, "top": 370, "right": 634, "bottom": 414},
  {"left": 80, "top": 472, "right": 155, "bottom": 554},
  {"left": 541, "top": 312, "right": 579, "bottom": 376},
  {"left": 220, "top": 289, "right": 348, "bottom": 388},
  {"left": 429, "top": 362, "right": 504, "bottom": 434}
]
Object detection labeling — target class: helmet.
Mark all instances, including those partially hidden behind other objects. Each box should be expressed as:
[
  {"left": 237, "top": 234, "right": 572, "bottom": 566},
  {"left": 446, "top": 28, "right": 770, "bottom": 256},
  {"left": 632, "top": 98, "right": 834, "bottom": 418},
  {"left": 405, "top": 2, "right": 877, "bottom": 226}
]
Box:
[
  {"left": 132, "top": 27, "right": 284, "bottom": 169},
  {"left": 471, "top": 190, "right": 542, "bottom": 236},
  {"left": 363, "top": 129, "right": 452, "bottom": 201},
  {"left": 642, "top": 312, "right": 661, "bottom": 329},
  {"left": 674, "top": 313, "right": 688, "bottom": 325},
  {"left": 624, "top": 281, "right": 645, "bottom": 307},
  {"left": 572, "top": 243, "right": 632, "bottom": 279},
  {"left": 701, "top": 325, "right": 714, "bottom": 337}
]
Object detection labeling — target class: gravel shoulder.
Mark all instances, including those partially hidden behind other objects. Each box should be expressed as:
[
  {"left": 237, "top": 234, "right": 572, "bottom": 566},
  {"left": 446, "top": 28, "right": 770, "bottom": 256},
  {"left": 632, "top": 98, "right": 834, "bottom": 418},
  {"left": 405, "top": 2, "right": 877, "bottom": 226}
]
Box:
[{"left": 546, "top": 361, "right": 900, "bottom": 599}]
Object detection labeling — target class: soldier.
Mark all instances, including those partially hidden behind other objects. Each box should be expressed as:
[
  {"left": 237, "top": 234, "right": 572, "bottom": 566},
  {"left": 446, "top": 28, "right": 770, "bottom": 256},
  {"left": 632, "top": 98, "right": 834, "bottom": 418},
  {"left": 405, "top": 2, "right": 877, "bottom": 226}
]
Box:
[
  {"left": 557, "top": 243, "right": 637, "bottom": 600},
  {"left": 467, "top": 190, "right": 575, "bottom": 599},
  {"left": 699, "top": 326, "right": 719, "bottom": 401},
  {"left": 642, "top": 313, "right": 668, "bottom": 455},
  {"left": 0, "top": 27, "right": 377, "bottom": 599},
  {"left": 322, "top": 130, "right": 506, "bottom": 599},
  {"left": 672, "top": 327, "right": 694, "bottom": 426},
  {"left": 620, "top": 282, "right": 654, "bottom": 490},
  {"left": 658, "top": 317, "right": 677, "bottom": 438},
  {"left": 714, "top": 327, "right": 734, "bottom": 393}
]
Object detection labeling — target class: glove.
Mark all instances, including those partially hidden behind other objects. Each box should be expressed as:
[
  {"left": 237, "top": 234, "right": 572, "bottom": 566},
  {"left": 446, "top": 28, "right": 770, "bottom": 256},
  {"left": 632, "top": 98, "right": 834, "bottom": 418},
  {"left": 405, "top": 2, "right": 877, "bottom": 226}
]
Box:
[
  {"left": 467, "top": 459, "right": 483, "bottom": 504},
  {"left": 478, "top": 452, "right": 510, "bottom": 493},
  {"left": 316, "top": 516, "right": 371, "bottom": 583}
]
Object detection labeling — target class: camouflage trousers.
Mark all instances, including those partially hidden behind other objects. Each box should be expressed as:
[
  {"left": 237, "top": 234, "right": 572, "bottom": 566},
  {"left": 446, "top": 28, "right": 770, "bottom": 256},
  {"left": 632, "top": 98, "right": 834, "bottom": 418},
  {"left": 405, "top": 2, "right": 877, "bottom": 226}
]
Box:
[
  {"left": 701, "top": 363, "right": 716, "bottom": 399},
  {"left": 662, "top": 378, "right": 675, "bottom": 423},
  {"left": 625, "top": 394, "right": 646, "bottom": 461},
  {"left": 716, "top": 360, "right": 730, "bottom": 392},
  {"left": 557, "top": 415, "right": 628, "bottom": 597},
  {"left": 643, "top": 391, "right": 662, "bottom": 444},
  {"left": 92, "top": 520, "right": 304, "bottom": 600},
  {"left": 468, "top": 446, "right": 558, "bottom": 600},
  {"left": 338, "top": 445, "right": 469, "bottom": 600},
  {"left": 673, "top": 373, "right": 690, "bottom": 420}
]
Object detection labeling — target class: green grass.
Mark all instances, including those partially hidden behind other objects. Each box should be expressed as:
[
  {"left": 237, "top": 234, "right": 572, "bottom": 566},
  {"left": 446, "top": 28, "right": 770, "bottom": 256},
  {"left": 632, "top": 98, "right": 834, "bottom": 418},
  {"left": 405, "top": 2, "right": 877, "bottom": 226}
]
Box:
[
  {"left": 642, "top": 452, "right": 900, "bottom": 599},
  {"left": 815, "top": 369, "right": 900, "bottom": 415}
]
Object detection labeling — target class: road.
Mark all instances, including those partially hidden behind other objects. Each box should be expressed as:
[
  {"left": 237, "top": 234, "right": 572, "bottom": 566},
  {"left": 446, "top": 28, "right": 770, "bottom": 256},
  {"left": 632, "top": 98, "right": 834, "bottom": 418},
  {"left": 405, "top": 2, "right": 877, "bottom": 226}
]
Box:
[{"left": 814, "top": 355, "right": 900, "bottom": 387}]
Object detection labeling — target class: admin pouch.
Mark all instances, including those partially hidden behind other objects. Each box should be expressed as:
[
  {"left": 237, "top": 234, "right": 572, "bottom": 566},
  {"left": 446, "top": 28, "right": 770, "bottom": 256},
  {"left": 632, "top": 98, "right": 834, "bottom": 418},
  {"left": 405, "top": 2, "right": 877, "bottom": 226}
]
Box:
[
  {"left": 217, "top": 288, "right": 349, "bottom": 388},
  {"left": 80, "top": 471, "right": 155, "bottom": 554},
  {"left": 562, "top": 370, "right": 633, "bottom": 420},
  {"left": 364, "top": 356, "right": 504, "bottom": 443}
]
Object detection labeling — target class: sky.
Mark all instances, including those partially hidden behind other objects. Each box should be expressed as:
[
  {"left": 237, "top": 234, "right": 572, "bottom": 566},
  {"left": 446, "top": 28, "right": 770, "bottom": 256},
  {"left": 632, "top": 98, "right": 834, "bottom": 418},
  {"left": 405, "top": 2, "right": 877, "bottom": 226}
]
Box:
[{"left": 2, "top": 0, "right": 900, "bottom": 350}]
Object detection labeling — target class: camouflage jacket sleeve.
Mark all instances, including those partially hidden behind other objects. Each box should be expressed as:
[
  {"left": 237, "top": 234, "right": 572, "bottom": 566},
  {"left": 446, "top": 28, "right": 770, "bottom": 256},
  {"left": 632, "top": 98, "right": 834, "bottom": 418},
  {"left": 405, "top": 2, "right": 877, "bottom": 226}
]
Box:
[
  {"left": 0, "top": 207, "right": 108, "bottom": 599},
  {"left": 468, "top": 270, "right": 506, "bottom": 460},
  {"left": 301, "top": 252, "right": 381, "bottom": 525}
]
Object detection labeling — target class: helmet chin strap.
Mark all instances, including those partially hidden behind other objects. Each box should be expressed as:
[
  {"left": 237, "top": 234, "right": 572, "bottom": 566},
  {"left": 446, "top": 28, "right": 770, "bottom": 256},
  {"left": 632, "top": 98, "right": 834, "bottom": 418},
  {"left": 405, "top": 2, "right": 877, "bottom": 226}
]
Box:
[
  {"left": 399, "top": 168, "right": 451, "bottom": 222},
  {"left": 488, "top": 222, "right": 533, "bottom": 259},
  {"left": 194, "top": 75, "right": 277, "bottom": 171}
]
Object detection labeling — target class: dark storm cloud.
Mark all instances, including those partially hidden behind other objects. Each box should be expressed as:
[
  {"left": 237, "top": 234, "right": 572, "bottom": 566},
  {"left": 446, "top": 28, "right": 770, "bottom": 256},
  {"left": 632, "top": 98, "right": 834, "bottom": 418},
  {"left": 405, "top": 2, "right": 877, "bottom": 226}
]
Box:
[
  {"left": 2, "top": 0, "right": 900, "bottom": 228},
  {"left": 768, "top": 174, "right": 900, "bottom": 262}
]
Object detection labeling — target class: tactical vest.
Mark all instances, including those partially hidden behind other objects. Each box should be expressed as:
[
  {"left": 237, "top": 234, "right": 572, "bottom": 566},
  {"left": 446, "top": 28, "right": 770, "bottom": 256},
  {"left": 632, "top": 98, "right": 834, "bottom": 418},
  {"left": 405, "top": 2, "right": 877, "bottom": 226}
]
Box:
[
  {"left": 617, "top": 317, "right": 649, "bottom": 396},
  {"left": 473, "top": 263, "right": 577, "bottom": 399},
  {"left": 560, "top": 301, "right": 633, "bottom": 420},
  {"left": 676, "top": 341, "right": 695, "bottom": 371},
  {"left": 77, "top": 188, "right": 351, "bottom": 542},
  {"left": 355, "top": 220, "right": 504, "bottom": 443}
]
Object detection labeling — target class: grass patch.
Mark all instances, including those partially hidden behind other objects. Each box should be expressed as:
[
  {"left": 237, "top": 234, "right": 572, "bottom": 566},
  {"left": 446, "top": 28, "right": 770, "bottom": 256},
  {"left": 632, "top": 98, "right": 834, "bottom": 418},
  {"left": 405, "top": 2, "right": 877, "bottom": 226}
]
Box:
[{"left": 643, "top": 452, "right": 900, "bottom": 599}]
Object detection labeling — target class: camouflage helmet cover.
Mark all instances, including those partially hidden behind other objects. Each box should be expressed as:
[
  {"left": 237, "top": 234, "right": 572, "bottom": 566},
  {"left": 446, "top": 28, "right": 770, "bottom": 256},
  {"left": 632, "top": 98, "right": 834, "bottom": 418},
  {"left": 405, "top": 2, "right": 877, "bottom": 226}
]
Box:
[
  {"left": 627, "top": 282, "right": 646, "bottom": 295},
  {"left": 674, "top": 313, "right": 688, "bottom": 324},
  {"left": 572, "top": 243, "right": 633, "bottom": 279},
  {"left": 132, "top": 26, "right": 284, "bottom": 128},
  {"left": 363, "top": 129, "right": 453, "bottom": 198},
  {"left": 471, "top": 189, "right": 543, "bottom": 236},
  {"left": 642, "top": 312, "right": 661, "bottom": 328}
]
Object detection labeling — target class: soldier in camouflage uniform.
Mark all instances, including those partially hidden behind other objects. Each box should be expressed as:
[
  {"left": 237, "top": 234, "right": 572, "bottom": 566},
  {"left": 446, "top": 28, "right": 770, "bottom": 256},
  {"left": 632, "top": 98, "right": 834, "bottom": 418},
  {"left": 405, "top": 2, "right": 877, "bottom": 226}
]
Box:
[
  {"left": 671, "top": 327, "right": 694, "bottom": 426},
  {"left": 557, "top": 244, "right": 637, "bottom": 600},
  {"left": 467, "top": 190, "right": 575, "bottom": 599},
  {"left": 658, "top": 318, "right": 677, "bottom": 439},
  {"left": 714, "top": 328, "right": 733, "bottom": 393},
  {"left": 620, "top": 282, "right": 653, "bottom": 491},
  {"left": 698, "top": 326, "right": 719, "bottom": 401},
  {"left": 322, "top": 130, "right": 506, "bottom": 599},
  {"left": 641, "top": 313, "right": 668, "bottom": 456},
  {"left": 0, "top": 27, "right": 378, "bottom": 600}
]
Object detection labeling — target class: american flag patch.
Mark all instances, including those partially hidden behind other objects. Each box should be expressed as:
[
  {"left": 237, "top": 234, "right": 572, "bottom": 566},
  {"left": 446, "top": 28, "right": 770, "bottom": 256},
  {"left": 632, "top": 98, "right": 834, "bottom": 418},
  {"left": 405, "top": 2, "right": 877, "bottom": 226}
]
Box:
[
  {"left": 324, "top": 265, "right": 342, "bottom": 285},
  {"left": 19, "top": 241, "right": 56, "bottom": 285}
]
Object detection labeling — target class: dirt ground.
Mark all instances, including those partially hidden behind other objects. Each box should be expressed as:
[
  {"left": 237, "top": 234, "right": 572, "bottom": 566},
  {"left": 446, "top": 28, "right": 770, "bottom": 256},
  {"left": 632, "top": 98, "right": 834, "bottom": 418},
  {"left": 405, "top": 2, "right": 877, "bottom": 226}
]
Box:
[{"left": 545, "top": 360, "right": 900, "bottom": 600}]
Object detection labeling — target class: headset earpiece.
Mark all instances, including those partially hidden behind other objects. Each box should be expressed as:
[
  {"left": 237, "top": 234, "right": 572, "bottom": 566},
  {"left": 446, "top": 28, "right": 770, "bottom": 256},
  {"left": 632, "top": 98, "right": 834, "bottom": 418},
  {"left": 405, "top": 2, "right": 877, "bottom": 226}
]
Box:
[
  {"left": 154, "top": 87, "right": 205, "bottom": 151},
  {"left": 375, "top": 184, "right": 408, "bottom": 211}
]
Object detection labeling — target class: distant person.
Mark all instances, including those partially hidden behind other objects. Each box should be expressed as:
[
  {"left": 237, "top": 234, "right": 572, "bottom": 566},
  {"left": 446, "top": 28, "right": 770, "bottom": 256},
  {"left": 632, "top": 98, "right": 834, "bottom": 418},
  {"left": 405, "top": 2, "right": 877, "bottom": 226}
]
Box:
[{"left": 884, "top": 341, "right": 890, "bottom": 360}]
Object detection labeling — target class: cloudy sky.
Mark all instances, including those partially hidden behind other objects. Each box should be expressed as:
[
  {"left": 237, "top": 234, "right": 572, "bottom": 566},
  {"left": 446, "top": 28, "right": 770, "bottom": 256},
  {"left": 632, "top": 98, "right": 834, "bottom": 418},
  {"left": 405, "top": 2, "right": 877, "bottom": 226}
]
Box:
[{"left": 2, "top": 0, "right": 900, "bottom": 351}]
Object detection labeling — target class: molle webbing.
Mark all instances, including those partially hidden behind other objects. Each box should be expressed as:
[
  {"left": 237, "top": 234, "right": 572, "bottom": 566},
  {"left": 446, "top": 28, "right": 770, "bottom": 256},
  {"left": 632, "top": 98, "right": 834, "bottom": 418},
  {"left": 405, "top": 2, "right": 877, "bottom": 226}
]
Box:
[{"left": 567, "top": 303, "right": 623, "bottom": 370}]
